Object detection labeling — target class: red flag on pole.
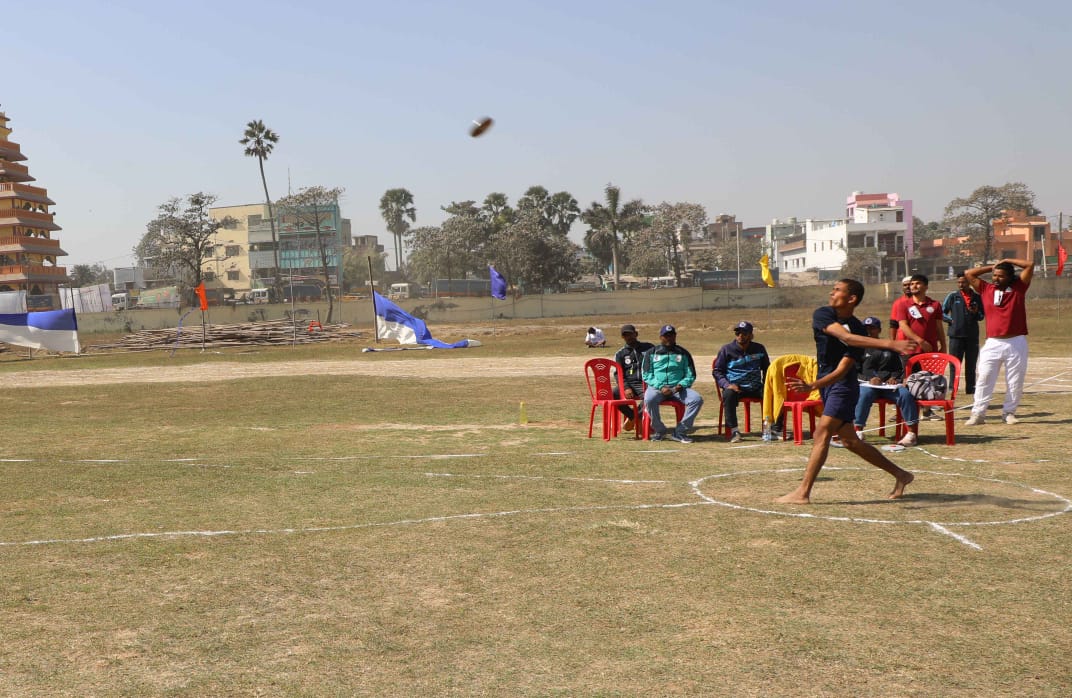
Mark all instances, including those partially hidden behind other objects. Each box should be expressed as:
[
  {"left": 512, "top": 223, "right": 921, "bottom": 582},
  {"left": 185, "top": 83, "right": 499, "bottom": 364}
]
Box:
[
  {"left": 1057, "top": 245, "right": 1067, "bottom": 277},
  {"left": 195, "top": 282, "right": 209, "bottom": 310}
]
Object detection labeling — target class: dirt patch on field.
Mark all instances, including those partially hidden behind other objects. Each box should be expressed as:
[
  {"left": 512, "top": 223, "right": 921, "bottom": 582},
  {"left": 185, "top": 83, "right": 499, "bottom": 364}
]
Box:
[
  {"left": 1, "top": 355, "right": 1068, "bottom": 392},
  {"left": 0, "top": 356, "right": 579, "bottom": 388}
]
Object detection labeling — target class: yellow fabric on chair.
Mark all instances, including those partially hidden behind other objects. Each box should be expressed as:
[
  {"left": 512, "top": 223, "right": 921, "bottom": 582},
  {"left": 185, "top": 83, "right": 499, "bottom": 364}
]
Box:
[{"left": 762, "top": 354, "right": 820, "bottom": 422}]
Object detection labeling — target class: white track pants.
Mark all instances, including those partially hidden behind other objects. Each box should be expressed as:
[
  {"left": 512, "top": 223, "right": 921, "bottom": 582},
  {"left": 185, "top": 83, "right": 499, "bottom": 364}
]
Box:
[{"left": 971, "top": 335, "right": 1028, "bottom": 416}]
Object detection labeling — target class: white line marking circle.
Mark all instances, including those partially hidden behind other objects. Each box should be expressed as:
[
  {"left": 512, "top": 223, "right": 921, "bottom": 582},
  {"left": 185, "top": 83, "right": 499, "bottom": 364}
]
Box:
[{"left": 690, "top": 467, "right": 1072, "bottom": 528}]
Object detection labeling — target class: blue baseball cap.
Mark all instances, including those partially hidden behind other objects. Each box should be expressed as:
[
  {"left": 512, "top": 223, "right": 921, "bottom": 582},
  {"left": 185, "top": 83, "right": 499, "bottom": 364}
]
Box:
[
  {"left": 659, "top": 324, "right": 676, "bottom": 336},
  {"left": 734, "top": 321, "right": 754, "bottom": 334},
  {"left": 863, "top": 316, "right": 881, "bottom": 327}
]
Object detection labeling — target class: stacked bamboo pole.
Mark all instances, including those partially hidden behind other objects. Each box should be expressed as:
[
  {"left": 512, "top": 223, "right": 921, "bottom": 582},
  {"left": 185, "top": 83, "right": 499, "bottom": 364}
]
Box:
[{"left": 86, "top": 319, "right": 364, "bottom": 351}]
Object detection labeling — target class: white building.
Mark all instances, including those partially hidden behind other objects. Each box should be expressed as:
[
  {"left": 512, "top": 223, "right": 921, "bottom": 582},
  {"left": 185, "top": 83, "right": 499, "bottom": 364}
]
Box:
[{"left": 772, "top": 192, "right": 911, "bottom": 282}]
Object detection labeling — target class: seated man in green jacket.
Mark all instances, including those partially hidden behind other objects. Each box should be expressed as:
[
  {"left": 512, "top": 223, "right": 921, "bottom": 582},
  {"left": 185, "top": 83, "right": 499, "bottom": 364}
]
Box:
[{"left": 641, "top": 325, "right": 704, "bottom": 443}]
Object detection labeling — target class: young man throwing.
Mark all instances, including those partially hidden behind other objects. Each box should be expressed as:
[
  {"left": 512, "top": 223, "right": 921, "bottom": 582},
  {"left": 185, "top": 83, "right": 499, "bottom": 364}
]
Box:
[{"left": 777, "top": 279, "right": 917, "bottom": 505}]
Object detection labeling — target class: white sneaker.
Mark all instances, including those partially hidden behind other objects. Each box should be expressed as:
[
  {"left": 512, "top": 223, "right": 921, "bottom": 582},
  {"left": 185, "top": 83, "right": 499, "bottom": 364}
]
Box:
[
  {"left": 897, "top": 432, "right": 917, "bottom": 447},
  {"left": 965, "top": 413, "right": 985, "bottom": 426},
  {"left": 1003, "top": 413, "right": 1018, "bottom": 425}
]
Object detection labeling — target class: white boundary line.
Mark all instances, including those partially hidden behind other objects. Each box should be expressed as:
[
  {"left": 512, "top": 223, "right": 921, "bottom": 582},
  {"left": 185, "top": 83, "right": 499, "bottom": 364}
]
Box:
[
  {"left": 1, "top": 462, "right": 1068, "bottom": 550},
  {"left": 0, "top": 501, "right": 706, "bottom": 548}
]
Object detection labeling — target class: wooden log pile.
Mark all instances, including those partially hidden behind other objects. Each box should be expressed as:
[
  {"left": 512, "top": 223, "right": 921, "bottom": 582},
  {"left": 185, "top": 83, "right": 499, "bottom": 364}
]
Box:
[{"left": 86, "top": 319, "right": 365, "bottom": 351}]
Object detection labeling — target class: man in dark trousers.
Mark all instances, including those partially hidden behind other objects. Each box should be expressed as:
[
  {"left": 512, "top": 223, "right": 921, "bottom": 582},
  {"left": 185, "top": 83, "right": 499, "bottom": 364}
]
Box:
[
  {"left": 713, "top": 321, "right": 770, "bottom": 443},
  {"left": 612, "top": 324, "right": 654, "bottom": 433},
  {"left": 942, "top": 272, "right": 985, "bottom": 395}
]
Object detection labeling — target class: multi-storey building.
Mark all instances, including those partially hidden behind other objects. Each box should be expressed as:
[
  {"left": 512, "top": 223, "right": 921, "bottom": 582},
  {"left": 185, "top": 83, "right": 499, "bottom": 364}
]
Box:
[
  {"left": 916, "top": 209, "right": 1063, "bottom": 275},
  {"left": 772, "top": 192, "right": 912, "bottom": 282},
  {"left": 208, "top": 202, "right": 353, "bottom": 292},
  {"left": 0, "top": 109, "right": 67, "bottom": 310},
  {"left": 206, "top": 203, "right": 261, "bottom": 289}
]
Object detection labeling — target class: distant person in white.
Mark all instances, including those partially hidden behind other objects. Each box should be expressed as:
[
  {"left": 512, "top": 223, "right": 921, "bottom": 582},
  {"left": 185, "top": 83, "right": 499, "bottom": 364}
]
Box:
[{"left": 585, "top": 327, "right": 606, "bottom": 348}]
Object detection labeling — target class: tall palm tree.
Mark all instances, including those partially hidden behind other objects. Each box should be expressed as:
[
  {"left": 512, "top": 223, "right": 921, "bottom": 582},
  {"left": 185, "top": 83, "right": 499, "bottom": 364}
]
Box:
[
  {"left": 379, "top": 188, "right": 417, "bottom": 275},
  {"left": 239, "top": 120, "right": 281, "bottom": 296},
  {"left": 547, "top": 191, "right": 580, "bottom": 237},
  {"left": 581, "top": 184, "right": 645, "bottom": 290}
]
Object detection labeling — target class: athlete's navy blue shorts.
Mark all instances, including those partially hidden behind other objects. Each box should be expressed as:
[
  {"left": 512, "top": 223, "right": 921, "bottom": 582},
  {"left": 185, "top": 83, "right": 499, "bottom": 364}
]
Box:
[{"left": 821, "top": 381, "right": 858, "bottom": 424}]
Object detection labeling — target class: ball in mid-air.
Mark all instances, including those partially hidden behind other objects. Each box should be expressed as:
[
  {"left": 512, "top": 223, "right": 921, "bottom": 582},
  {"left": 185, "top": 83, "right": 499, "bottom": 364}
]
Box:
[{"left": 469, "top": 117, "right": 494, "bottom": 137}]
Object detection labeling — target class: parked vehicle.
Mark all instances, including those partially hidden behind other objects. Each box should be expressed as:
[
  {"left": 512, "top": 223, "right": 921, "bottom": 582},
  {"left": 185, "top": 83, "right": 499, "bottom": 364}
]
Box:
[
  {"left": 111, "top": 291, "right": 137, "bottom": 310},
  {"left": 283, "top": 284, "right": 323, "bottom": 302},
  {"left": 389, "top": 282, "right": 421, "bottom": 300},
  {"left": 246, "top": 288, "right": 270, "bottom": 304}
]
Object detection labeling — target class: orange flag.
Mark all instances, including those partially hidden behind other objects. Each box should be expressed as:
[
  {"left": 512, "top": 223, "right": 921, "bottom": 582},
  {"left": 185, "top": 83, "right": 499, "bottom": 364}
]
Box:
[
  {"left": 1058, "top": 245, "right": 1067, "bottom": 277},
  {"left": 195, "top": 282, "right": 208, "bottom": 311}
]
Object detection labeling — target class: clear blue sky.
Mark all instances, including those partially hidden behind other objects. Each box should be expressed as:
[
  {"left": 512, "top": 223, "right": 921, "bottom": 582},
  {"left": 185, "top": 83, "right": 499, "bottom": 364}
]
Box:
[{"left": 9, "top": 0, "right": 1072, "bottom": 270}]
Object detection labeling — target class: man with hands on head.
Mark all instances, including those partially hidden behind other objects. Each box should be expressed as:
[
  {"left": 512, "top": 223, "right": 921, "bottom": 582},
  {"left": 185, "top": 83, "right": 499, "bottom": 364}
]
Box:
[{"left": 963, "top": 258, "right": 1034, "bottom": 426}]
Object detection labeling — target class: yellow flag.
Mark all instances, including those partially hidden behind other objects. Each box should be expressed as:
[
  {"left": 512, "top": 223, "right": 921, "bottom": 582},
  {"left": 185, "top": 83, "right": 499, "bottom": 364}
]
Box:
[{"left": 759, "top": 254, "right": 776, "bottom": 288}]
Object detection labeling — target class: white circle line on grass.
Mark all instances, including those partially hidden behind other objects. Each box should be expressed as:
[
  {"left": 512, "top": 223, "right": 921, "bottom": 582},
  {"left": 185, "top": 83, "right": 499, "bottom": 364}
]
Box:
[
  {"left": 2, "top": 467, "right": 1066, "bottom": 550},
  {"left": 690, "top": 467, "right": 1067, "bottom": 527}
]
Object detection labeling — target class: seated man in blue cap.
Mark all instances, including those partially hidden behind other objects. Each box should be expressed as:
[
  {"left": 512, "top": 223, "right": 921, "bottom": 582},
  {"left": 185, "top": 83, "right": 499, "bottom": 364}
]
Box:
[
  {"left": 640, "top": 324, "right": 704, "bottom": 443},
  {"left": 852, "top": 315, "right": 920, "bottom": 447},
  {"left": 713, "top": 320, "right": 770, "bottom": 443}
]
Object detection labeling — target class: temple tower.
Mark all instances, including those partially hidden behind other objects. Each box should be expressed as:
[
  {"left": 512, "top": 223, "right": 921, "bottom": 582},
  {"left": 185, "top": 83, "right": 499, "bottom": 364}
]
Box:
[{"left": 0, "top": 107, "right": 67, "bottom": 310}]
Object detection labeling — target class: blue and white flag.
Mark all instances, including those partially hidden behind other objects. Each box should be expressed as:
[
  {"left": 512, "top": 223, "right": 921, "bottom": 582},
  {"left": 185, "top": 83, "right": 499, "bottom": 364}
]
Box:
[
  {"left": 489, "top": 265, "right": 507, "bottom": 300},
  {"left": 0, "top": 309, "right": 81, "bottom": 353},
  {"left": 373, "top": 292, "right": 473, "bottom": 349}
]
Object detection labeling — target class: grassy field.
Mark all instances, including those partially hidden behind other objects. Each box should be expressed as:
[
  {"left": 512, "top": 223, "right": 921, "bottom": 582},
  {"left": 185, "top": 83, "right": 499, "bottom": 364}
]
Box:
[{"left": 0, "top": 305, "right": 1070, "bottom": 696}]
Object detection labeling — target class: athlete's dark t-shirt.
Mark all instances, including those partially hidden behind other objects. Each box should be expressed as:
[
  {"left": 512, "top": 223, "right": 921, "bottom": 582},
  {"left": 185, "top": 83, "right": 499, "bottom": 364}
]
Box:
[{"left": 812, "top": 306, "right": 865, "bottom": 379}]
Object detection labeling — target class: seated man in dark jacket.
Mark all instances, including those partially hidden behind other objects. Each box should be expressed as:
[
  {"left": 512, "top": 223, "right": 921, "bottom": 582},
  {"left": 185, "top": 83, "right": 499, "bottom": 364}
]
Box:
[
  {"left": 853, "top": 316, "right": 919, "bottom": 446},
  {"left": 712, "top": 321, "right": 770, "bottom": 443},
  {"left": 612, "top": 324, "right": 654, "bottom": 432}
]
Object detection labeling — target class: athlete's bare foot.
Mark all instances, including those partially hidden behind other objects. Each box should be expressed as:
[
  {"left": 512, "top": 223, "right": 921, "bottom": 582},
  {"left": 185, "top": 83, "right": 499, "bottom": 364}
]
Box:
[
  {"left": 888, "top": 471, "right": 914, "bottom": 499},
  {"left": 775, "top": 491, "right": 811, "bottom": 505}
]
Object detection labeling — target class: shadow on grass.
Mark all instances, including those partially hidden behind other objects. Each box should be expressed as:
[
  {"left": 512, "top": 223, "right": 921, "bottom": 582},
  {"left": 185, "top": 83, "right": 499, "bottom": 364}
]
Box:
[{"left": 837, "top": 492, "right": 1065, "bottom": 513}]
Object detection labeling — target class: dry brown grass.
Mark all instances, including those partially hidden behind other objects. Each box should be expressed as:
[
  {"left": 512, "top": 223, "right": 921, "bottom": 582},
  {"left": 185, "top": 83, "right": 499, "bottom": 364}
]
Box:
[{"left": 0, "top": 304, "right": 1070, "bottom": 696}]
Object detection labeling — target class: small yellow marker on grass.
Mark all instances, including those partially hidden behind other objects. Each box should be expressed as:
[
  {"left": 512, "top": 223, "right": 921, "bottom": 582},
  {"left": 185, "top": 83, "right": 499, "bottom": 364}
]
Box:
[{"left": 519, "top": 401, "right": 528, "bottom": 425}]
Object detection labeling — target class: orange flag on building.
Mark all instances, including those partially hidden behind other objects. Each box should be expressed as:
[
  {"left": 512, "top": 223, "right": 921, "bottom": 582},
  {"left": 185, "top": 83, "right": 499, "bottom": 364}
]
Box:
[
  {"left": 1057, "top": 245, "right": 1067, "bottom": 277},
  {"left": 195, "top": 282, "right": 209, "bottom": 311}
]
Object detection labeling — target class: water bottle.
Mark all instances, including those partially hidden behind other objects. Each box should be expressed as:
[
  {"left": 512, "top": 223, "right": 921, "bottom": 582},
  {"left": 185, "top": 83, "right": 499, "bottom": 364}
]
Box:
[{"left": 762, "top": 418, "right": 772, "bottom": 442}]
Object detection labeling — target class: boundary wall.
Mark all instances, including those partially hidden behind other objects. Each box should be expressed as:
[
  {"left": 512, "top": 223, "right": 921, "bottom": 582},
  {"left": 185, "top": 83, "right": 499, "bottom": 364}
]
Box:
[{"left": 71, "top": 278, "right": 1071, "bottom": 335}]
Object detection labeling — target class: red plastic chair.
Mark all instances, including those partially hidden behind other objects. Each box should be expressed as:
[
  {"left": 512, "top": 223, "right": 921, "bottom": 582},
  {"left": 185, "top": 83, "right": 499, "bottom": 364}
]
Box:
[
  {"left": 904, "top": 352, "right": 962, "bottom": 445},
  {"left": 640, "top": 395, "right": 686, "bottom": 441},
  {"left": 711, "top": 358, "right": 761, "bottom": 436},
  {"left": 585, "top": 358, "right": 638, "bottom": 441},
  {"left": 780, "top": 363, "right": 823, "bottom": 445},
  {"left": 876, "top": 397, "right": 905, "bottom": 439}
]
